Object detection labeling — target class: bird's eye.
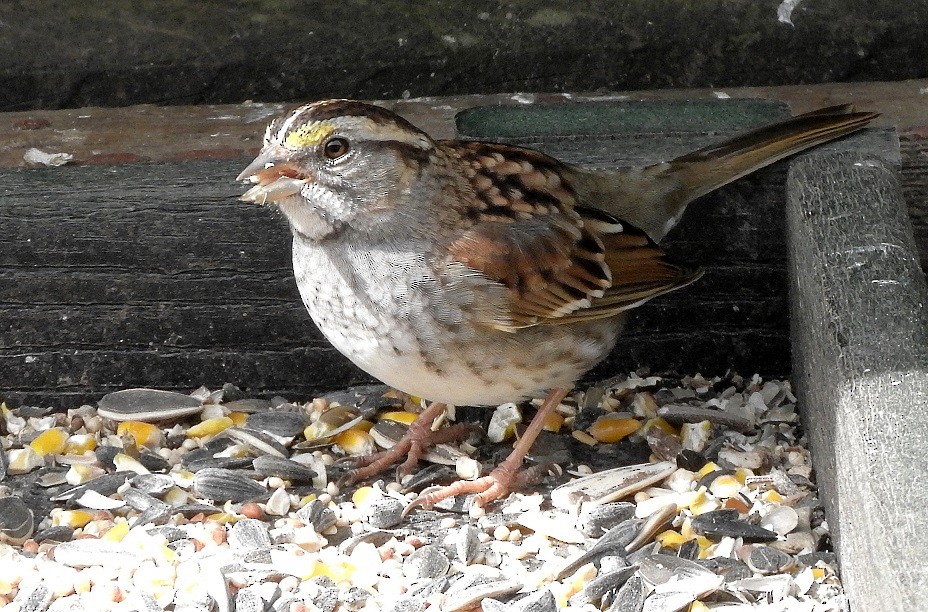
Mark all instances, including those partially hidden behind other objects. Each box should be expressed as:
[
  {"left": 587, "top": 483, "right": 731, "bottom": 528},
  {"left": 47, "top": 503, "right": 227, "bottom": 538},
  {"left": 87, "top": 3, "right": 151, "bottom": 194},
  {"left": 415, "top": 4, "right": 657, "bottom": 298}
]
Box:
[{"left": 323, "top": 137, "right": 350, "bottom": 160}]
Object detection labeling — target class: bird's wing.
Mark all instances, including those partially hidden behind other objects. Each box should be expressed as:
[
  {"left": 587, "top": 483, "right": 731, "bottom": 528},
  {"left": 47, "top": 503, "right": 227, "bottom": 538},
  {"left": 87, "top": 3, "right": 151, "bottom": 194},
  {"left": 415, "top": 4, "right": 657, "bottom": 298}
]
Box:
[{"left": 440, "top": 141, "right": 700, "bottom": 331}]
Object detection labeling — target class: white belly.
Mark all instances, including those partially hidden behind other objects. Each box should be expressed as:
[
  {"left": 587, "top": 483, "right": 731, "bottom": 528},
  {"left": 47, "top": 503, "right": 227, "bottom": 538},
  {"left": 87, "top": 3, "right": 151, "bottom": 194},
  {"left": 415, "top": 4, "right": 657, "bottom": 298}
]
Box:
[{"left": 291, "top": 238, "right": 619, "bottom": 406}]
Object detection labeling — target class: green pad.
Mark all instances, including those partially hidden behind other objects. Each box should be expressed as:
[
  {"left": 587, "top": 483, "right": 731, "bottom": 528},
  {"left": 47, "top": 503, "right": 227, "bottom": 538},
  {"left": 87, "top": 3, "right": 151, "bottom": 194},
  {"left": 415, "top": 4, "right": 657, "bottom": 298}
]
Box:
[{"left": 456, "top": 99, "right": 791, "bottom": 139}]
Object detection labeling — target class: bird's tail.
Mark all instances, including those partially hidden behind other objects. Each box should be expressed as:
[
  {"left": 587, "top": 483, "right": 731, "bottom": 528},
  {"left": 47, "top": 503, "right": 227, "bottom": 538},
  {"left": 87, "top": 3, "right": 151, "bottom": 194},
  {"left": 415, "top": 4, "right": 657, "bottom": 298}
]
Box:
[{"left": 573, "top": 105, "right": 879, "bottom": 242}]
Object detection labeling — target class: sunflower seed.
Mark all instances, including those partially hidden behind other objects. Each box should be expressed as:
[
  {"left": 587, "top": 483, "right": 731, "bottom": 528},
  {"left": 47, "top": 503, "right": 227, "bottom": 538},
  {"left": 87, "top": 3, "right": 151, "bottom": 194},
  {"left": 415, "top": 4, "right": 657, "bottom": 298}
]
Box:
[
  {"left": 222, "top": 428, "right": 288, "bottom": 457},
  {"left": 193, "top": 468, "right": 269, "bottom": 503},
  {"left": 0, "top": 496, "right": 33, "bottom": 541},
  {"left": 97, "top": 389, "right": 203, "bottom": 422},
  {"left": 246, "top": 411, "right": 307, "bottom": 438},
  {"left": 228, "top": 518, "right": 273, "bottom": 550},
  {"left": 404, "top": 544, "right": 451, "bottom": 580},
  {"left": 253, "top": 455, "right": 317, "bottom": 482},
  {"left": 53, "top": 539, "right": 142, "bottom": 568},
  {"left": 551, "top": 462, "right": 676, "bottom": 508}
]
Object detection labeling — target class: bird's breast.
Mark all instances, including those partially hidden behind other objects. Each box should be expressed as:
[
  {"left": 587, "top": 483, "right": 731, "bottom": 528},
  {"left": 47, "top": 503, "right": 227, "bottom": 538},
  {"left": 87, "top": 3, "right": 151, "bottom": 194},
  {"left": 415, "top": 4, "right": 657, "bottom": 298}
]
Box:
[{"left": 290, "top": 237, "right": 621, "bottom": 406}]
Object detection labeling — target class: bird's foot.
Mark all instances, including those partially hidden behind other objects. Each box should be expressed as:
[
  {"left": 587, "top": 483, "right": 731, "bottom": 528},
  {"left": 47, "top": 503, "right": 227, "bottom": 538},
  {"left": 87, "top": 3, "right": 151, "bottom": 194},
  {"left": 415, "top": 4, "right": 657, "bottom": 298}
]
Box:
[
  {"left": 401, "top": 386, "right": 569, "bottom": 517},
  {"left": 402, "top": 460, "right": 554, "bottom": 517},
  {"left": 338, "top": 402, "right": 476, "bottom": 487}
]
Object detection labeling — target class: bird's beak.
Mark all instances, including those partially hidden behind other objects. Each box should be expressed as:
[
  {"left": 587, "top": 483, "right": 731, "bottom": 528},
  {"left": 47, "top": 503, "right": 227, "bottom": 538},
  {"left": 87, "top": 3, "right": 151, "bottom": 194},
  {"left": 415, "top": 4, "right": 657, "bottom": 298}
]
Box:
[{"left": 237, "top": 148, "right": 311, "bottom": 205}]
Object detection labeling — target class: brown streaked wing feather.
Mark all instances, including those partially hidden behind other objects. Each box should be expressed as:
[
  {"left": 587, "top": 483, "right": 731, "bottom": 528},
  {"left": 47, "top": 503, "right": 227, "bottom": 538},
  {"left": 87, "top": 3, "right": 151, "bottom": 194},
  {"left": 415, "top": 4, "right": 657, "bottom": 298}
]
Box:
[
  {"left": 442, "top": 141, "right": 700, "bottom": 329},
  {"left": 548, "top": 225, "right": 703, "bottom": 325},
  {"left": 447, "top": 216, "right": 612, "bottom": 329}
]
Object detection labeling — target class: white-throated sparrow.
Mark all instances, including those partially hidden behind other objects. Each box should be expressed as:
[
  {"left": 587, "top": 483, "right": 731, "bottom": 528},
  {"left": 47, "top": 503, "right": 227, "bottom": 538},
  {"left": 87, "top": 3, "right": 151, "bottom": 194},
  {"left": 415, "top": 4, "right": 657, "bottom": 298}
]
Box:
[{"left": 238, "top": 100, "right": 876, "bottom": 511}]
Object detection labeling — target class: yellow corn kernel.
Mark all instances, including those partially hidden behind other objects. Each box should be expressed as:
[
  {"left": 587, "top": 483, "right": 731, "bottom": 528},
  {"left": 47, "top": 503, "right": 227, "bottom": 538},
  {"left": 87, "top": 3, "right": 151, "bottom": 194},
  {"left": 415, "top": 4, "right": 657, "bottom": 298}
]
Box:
[
  {"left": 379, "top": 411, "right": 418, "bottom": 426},
  {"left": 187, "top": 416, "right": 234, "bottom": 438},
  {"left": 695, "top": 462, "right": 721, "bottom": 479},
  {"left": 227, "top": 411, "right": 249, "bottom": 427},
  {"left": 655, "top": 529, "right": 688, "bottom": 550},
  {"left": 29, "top": 428, "right": 68, "bottom": 456},
  {"left": 207, "top": 512, "right": 241, "bottom": 524},
  {"left": 709, "top": 474, "right": 741, "bottom": 499},
  {"left": 679, "top": 488, "right": 718, "bottom": 515},
  {"left": 163, "top": 486, "right": 188, "bottom": 506},
  {"left": 352, "top": 486, "right": 377, "bottom": 508},
  {"left": 298, "top": 493, "right": 318, "bottom": 508},
  {"left": 74, "top": 573, "right": 91, "bottom": 594},
  {"left": 51, "top": 509, "right": 93, "bottom": 528},
  {"left": 695, "top": 536, "right": 714, "bottom": 558},
  {"left": 305, "top": 416, "right": 371, "bottom": 441},
  {"left": 66, "top": 464, "right": 104, "bottom": 485},
  {"left": 733, "top": 467, "right": 754, "bottom": 483},
  {"left": 64, "top": 434, "right": 97, "bottom": 455},
  {"left": 310, "top": 559, "right": 356, "bottom": 583},
  {"left": 548, "top": 582, "right": 571, "bottom": 609},
  {"left": 692, "top": 495, "right": 721, "bottom": 515},
  {"left": 589, "top": 416, "right": 640, "bottom": 443},
  {"left": 158, "top": 540, "right": 178, "bottom": 565},
  {"left": 334, "top": 429, "right": 376, "bottom": 456},
  {"left": 680, "top": 516, "right": 695, "bottom": 539},
  {"left": 7, "top": 447, "right": 44, "bottom": 474},
  {"left": 543, "top": 411, "right": 564, "bottom": 433},
  {"left": 811, "top": 567, "right": 826, "bottom": 580},
  {"left": 689, "top": 601, "right": 711, "bottom": 612},
  {"left": 761, "top": 490, "right": 784, "bottom": 503},
  {"left": 560, "top": 563, "right": 597, "bottom": 604},
  {"left": 102, "top": 520, "right": 130, "bottom": 542},
  {"left": 642, "top": 417, "right": 678, "bottom": 436},
  {"left": 353, "top": 420, "right": 373, "bottom": 432},
  {"left": 117, "top": 421, "right": 163, "bottom": 447},
  {"left": 289, "top": 556, "right": 321, "bottom": 581},
  {"left": 114, "top": 453, "right": 150, "bottom": 475}
]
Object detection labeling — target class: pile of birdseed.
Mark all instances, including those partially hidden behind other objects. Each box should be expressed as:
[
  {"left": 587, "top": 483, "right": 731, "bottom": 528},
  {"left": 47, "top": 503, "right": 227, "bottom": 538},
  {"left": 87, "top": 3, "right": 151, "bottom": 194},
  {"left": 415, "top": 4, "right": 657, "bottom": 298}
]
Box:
[{"left": 0, "top": 373, "right": 847, "bottom": 612}]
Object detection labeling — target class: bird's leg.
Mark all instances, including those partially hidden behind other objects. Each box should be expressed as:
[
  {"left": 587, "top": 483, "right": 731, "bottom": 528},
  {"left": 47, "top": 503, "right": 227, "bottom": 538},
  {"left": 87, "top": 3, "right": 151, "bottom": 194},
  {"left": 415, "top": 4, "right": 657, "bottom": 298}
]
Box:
[
  {"left": 404, "top": 387, "right": 569, "bottom": 516},
  {"left": 340, "top": 402, "right": 476, "bottom": 486}
]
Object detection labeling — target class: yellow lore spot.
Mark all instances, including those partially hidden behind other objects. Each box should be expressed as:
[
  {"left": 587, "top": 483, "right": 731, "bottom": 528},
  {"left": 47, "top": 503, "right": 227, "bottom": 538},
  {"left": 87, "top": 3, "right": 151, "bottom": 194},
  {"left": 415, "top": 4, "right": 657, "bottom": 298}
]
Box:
[{"left": 285, "top": 123, "right": 334, "bottom": 148}]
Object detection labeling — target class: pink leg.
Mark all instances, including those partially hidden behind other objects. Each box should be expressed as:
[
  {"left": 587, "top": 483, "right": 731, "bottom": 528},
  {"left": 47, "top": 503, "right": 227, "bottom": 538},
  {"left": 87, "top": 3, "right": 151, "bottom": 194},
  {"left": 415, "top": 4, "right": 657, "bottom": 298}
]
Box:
[{"left": 403, "top": 387, "right": 569, "bottom": 515}]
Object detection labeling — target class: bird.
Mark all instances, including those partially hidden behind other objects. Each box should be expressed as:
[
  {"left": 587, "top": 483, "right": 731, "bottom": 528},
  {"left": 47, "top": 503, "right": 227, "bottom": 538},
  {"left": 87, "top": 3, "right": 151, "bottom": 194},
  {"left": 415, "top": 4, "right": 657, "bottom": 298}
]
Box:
[{"left": 237, "top": 100, "right": 876, "bottom": 512}]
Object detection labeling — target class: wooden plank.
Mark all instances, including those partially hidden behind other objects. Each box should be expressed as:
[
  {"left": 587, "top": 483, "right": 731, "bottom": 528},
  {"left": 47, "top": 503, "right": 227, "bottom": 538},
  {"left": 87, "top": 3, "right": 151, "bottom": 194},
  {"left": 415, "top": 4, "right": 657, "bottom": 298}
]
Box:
[
  {"left": 0, "top": 80, "right": 925, "bottom": 169},
  {"left": 2, "top": 81, "right": 925, "bottom": 268}
]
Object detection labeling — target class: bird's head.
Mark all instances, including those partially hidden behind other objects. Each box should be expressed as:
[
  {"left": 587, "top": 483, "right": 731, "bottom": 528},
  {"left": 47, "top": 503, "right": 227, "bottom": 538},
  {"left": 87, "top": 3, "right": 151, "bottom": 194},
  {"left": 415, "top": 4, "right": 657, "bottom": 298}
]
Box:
[{"left": 238, "top": 100, "right": 435, "bottom": 239}]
